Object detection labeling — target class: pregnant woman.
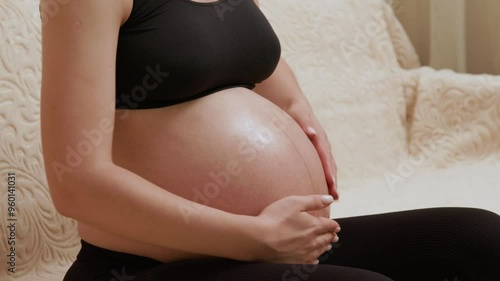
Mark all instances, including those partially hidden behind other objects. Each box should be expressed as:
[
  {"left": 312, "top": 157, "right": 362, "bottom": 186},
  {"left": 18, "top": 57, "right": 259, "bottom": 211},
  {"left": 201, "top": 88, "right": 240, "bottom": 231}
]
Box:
[{"left": 40, "top": 0, "right": 500, "bottom": 280}]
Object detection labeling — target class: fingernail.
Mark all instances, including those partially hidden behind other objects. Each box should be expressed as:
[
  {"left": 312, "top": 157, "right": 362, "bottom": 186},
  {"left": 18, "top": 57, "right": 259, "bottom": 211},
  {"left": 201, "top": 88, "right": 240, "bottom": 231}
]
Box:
[
  {"left": 333, "top": 236, "right": 339, "bottom": 243},
  {"left": 335, "top": 227, "right": 341, "bottom": 233},
  {"left": 326, "top": 244, "right": 333, "bottom": 251},
  {"left": 321, "top": 195, "right": 333, "bottom": 204},
  {"left": 305, "top": 126, "right": 317, "bottom": 136}
]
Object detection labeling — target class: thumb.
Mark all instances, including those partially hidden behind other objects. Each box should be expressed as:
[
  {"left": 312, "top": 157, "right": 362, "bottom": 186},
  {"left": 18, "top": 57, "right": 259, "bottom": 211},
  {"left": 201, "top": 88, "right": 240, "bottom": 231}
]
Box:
[{"left": 296, "top": 195, "right": 334, "bottom": 212}]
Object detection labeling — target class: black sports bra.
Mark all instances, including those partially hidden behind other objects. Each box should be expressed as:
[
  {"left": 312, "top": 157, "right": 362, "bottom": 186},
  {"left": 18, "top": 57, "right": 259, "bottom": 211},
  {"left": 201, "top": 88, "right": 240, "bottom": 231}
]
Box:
[{"left": 115, "top": 0, "right": 281, "bottom": 109}]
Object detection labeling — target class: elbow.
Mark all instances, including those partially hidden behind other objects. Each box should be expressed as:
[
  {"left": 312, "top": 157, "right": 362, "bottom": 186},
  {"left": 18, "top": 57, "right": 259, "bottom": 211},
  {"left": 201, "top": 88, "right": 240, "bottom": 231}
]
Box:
[
  {"left": 45, "top": 161, "right": 113, "bottom": 219},
  {"left": 47, "top": 178, "right": 83, "bottom": 219},
  {"left": 44, "top": 163, "right": 76, "bottom": 217},
  {"left": 53, "top": 199, "right": 75, "bottom": 218}
]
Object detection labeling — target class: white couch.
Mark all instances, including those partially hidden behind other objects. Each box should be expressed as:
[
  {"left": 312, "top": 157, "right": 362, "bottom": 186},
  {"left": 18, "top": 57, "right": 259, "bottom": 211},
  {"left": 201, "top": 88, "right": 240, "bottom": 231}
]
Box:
[{"left": 1, "top": 0, "right": 499, "bottom": 280}]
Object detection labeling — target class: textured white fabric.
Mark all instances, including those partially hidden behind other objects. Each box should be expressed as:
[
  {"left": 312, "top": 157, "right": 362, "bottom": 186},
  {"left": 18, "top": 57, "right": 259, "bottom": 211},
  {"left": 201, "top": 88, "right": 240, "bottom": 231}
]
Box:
[{"left": 0, "top": 0, "right": 499, "bottom": 280}]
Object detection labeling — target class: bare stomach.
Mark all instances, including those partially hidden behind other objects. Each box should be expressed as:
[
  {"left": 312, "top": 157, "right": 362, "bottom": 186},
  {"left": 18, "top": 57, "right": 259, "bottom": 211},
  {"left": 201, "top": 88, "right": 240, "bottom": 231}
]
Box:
[{"left": 78, "top": 87, "right": 329, "bottom": 262}]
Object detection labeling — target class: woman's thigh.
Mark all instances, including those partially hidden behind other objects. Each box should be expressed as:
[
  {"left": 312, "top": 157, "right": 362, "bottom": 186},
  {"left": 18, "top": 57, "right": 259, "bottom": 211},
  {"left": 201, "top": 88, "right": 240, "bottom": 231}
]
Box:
[
  {"left": 134, "top": 258, "right": 393, "bottom": 281},
  {"left": 323, "top": 207, "right": 500, "bottom": 281},
  {"left": 65, "top": 240, "right": 393, "bottom": 281},
  {"left": 65, "top": 207, "right": 500, "bottom": 281}
]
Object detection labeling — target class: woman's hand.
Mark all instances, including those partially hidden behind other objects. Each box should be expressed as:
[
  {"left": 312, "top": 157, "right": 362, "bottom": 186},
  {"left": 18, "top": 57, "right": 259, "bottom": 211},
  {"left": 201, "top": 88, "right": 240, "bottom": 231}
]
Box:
[
  {"left": 287, "top": 103, "right": 339, "bottom": 200},
  {"left": 252, "top": 58, "right": 339, "bottom": 199},
  {"left": 252, "top": 194, "right": 341, "bottom": 264}
]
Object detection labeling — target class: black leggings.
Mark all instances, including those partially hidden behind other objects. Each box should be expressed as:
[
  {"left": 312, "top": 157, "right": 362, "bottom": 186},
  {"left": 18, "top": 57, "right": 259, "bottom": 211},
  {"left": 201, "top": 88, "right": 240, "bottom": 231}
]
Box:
[{"left": 63, "top": 207, "right": 500, "bottom": 281}]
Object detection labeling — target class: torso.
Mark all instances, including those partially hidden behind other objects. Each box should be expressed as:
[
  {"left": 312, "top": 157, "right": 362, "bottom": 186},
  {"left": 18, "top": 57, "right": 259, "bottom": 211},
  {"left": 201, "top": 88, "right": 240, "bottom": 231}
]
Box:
[{"left": 78, "top": 0, "right": 329, "bottom": 263}]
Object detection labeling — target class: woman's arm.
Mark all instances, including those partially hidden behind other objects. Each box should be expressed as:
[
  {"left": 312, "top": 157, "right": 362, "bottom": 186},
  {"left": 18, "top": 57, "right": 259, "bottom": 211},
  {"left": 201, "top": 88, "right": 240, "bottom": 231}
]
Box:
[
  {"left": 251, "top": 0, "right": 338, "bottom": 198},
  {"left": 40, "top": 0, "right": 262, "bottom": 260},
  {"left": 253, "top": 59, "right": 340, "bottom": 199},
  {"left": 40, "top": 0, "right": 338, "bottom": 263},
  {"left": 253, "top": 58, "right": 312, "bottom": 114}
]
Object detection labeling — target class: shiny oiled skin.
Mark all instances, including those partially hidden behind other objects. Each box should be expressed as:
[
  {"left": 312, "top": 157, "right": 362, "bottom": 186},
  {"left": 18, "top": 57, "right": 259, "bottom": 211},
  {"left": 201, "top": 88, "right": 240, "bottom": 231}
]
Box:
[{"left": 78, "top": 88, "right": 329, "bottom": 263}]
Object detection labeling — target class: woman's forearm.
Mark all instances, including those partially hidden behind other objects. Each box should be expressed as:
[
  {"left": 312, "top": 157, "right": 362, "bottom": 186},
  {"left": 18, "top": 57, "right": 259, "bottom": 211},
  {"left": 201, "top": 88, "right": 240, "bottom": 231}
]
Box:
[
  {"left": 254, "top": 58, "right": 339, "bottom": 199},
  {"left": 54, "top": 162, "right": 262, "bottom": 261},
  {"left": 253, "top": 58, "right": 319, "bottom": 134},
  {"left": 253, "top": 58, "right": 313, "bottom": 114}
]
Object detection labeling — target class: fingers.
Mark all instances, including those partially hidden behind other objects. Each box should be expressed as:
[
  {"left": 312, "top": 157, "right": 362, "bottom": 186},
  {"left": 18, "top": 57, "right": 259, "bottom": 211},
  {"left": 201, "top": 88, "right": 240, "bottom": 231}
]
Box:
[
  {"left": 330, "top": 157, "right": 339, "bottom": 198},
  {"left": 324, "top": 169, "right": 338, "bottom": 200},
  {"left": 303, "top": 123, "right": 339, "bottom": 200},
  {"left": 308, "top": 232, "right": 338, "bottom": 263},
  {"left": 304, "top": 126, "right": 318, "bottom": 139},
  {"left": 311, "top": 132, "right": 339, "bottom": 200},
  {"left": 314, "top": 217, "right": 340, "bottom": 234},
  {"left": 294, "top": 195, "right": 334, "bottom": 213},
  {"left": 314, "top": 219, "right": 340, "bottom": 260},
  {"left": 304, "top": 259, "right": 320, "bottom": 265},
  {"left": 326, "top": 158, "right": 339, "bottom": 200},
  {"left": 332, "top": 157, "right": 337, "bottom": 182}
]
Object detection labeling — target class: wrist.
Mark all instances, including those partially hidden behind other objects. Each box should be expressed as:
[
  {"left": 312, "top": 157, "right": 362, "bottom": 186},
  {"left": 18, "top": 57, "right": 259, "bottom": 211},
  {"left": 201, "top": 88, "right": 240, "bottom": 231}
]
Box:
[
  {"left": 285, "top": 99, "right": 314, "bottom": 127},
  {"left": 228, "top": 214, "right": 269, "bottom": 262},
  {"left": 285, "top": 96, "right": 311, "bottom": 113}
]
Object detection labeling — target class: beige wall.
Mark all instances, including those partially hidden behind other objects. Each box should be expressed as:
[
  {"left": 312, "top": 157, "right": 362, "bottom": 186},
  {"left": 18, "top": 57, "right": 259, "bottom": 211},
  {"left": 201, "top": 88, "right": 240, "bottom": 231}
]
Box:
[
  {"left": 394, "top": 0, "right": 431, "bottom": 65},
  {"left": 394, "top": 0, "right": 500, "bottom": 75},
  {"left": 466, "top": 0, "right": 500, "bottom": 75}
]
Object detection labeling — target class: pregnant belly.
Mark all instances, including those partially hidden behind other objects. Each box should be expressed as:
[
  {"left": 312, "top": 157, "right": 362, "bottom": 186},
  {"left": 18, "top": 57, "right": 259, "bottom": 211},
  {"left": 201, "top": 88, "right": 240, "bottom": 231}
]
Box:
[{"left": 78, "top": 87, "right": 329, "bottom": 262}]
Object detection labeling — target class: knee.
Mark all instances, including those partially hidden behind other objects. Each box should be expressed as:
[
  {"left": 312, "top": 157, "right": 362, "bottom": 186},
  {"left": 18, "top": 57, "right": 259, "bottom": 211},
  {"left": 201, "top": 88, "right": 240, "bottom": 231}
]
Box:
[
  {"left": 437, "top": 207, "right": 499, "bottom": 228},
  {"left": 461, "top": 208, "right": 500, "bottom": 233},
  {"left": 457, "top": 208, "right": 500, "bottom": 256}
]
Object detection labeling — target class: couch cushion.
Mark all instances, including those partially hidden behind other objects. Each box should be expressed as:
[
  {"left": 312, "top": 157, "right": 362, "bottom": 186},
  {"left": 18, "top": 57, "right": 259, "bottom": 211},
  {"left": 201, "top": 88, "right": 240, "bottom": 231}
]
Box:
[{"left": 404, "top": 67, "right": 500, "bottom": 167}]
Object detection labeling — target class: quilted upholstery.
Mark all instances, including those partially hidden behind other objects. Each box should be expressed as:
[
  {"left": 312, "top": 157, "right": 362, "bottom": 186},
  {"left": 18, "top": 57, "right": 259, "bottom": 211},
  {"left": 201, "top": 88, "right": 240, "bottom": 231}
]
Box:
[{"left": 0, "top": 0, "right": 499, "bottom": 280}]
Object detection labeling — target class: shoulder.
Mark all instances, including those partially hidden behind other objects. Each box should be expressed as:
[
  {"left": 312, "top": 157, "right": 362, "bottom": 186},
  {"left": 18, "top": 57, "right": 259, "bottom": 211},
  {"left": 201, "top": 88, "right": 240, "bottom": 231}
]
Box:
[{"left": 39, "top": 0, "right": 129, "bottom": 27}]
